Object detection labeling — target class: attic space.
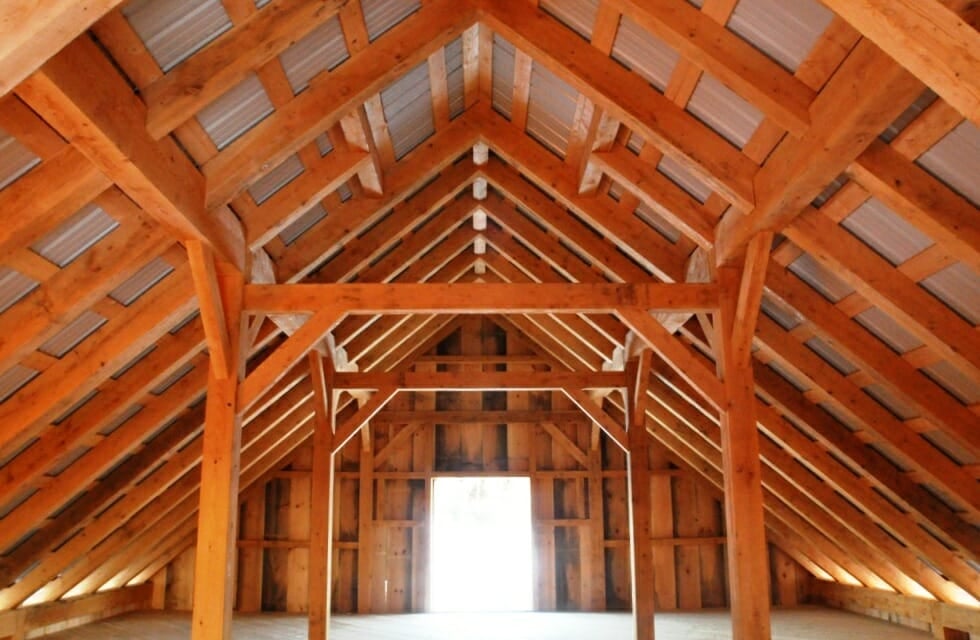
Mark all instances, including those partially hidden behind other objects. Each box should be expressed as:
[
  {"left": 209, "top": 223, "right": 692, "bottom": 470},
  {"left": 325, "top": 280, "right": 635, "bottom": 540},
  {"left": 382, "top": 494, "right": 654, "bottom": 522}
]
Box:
[{"left": 0, "top": 0, "right": 978, "bottom": 639}]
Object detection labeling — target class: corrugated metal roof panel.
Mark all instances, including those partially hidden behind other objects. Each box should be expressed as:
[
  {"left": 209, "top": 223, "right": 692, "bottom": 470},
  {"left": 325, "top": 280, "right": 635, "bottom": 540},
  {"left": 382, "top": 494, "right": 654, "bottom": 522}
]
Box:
[
  {"left": 47, "top": 445, "right": 90, "bottom": 476},
  {"left": 39, "top": 310, "right": 107, "bottom": 358},
  {"left": 112, "top": 345, "right": 156, "bottom": 380},
  {"left": 0, "top": 268, "right": 38, "bottom": 316},
  {"left": 787, "top": 253, "right": 854, "bottom": 303},
  {"left": 540, "top": 0, "right": 599, "bottom": 40},
  {"left": 445, "top": 37, "right": 466, "bottom": 119},
  {"left": 380, "top": 60, "right": 435, "bottom": 160},
  {"left": 492, "top": 35, "right": 516, "bottom": 119},
  {"left": 362, "top": 0, "right": 421, "bottom": 41},
  {"left": 766, "top": 360, "right": 810, "bottom": 392},
  {"left": 170, "top": 310, "right": 200, "bottom": 335},
  {"left": 805, "top": 336, "right": 859, "bottom": 375},
  {"left": 109, "top": 257, "right": 175, "bottom": 306},
  {"left": 0, "top": 129, "right": 40, "bottom": 191},
  {"left": 920, "top": 262, "right": 980, "bottom": 326},
  {"left": 864, "top": 383, "right": 917, "bottom": 420},
  {"left": 812, "top": 174, "right": 848, "bottom": 208},
  {"left": 31, "top": 204, "right": 119, "bottom": 268},
  {"left": 687, "top": 74, "right": 764, "bottom": 149},
  {"left": 123, "top": 0, "right": 232, "bottom": 72},
  {"left": 279, "top": 16, "right": 349, "bottom": 93},
  {"left": 196, "top": 73, "right": 274, "bottom": 150},
  {"left": 611, "top": 15, "right": 679, "bottom": 93},
  {"left": 881, "top": 90, "right": 937, "bottom": 143},
  {"left": 867, "top": 441, "right": 912, "bottom": 471},
  {"left": 279, "top": 203, "right": 328, "bottom": 245},
  {"left": 0, "top": 486, "right": 37, "bottom": 520},
  {"left": 916, "top": 121, "right": 980, "bottom": 207},
  {"left": 151, "top": 361, "right": 196, "bottom": 396},
  {"left": 841, "top": 198, "right": 933, "bottom": 266},
  {"left": 316, "top": 133, "right": 334, "bottom": 156},
  {"left": 922, "top": 360, "right": 980, "bottom": 405},
  {"left": 248, "top": 154, "right": 305, "bottom": 204},
  {"left": 854, "top": 307, "right": 923, "bottom": 354},
  {"left": 657, "top": 155, "right": 712, "bottom": 203},
  {"left": 922, "top": 429, "right": 976, "bottom": 465},
  {"left": 0, "top": 365, "right": 39, "bottom": 403},
  {"left": 526, "top": 63, "right": 579, "bottom": 157},
  {"left": 760, "top": 293, "right": 804, "bottom": 330},
  {"left": 53, "top": 389, "right": 98, "bottom": 424},
  {"left": 727, "top": 0, "right": 834, "bottom": 71},
  {"left": 100, "top": 404, "right": 144, "bottom": 437},
  {"left": 818, "top": 401, "right": 861, "bottom": 433},
  {"left": 634, "top": 203, "right": 681, "bottom": 243}
]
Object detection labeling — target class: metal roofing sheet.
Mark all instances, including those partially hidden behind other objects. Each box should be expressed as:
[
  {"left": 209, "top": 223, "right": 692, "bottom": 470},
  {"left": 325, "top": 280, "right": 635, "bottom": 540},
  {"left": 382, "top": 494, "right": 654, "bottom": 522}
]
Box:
[
  {"left": 921, "top": 429, "right": 976, "bottom": 466},
  {"left": 196, "top": 73, "right": 274, "bottom": 150},
  {"left": 687, "top": 73, "right": 764, "bottom": 149},
  {"left": 760, "top": 293, "right": 804, "bottom": 331},
  {"left": 634, "top": 203, "right": 681, "bottom": 244},
  {"left": 112, "top": 345, "right": 157, "bottom": 380},
  {"left": 123, "top": 0, "right": 232, "bottom": 72},
  {"left": 362, "top": 0, "right": 421, "bottom": 42},
  {"left": 444, "top": 37, "right": 466, "bottom": 120},
  {"left": 787, "top": 253, "right": 854, "bottom": 303},
  {"left": 727, "top": 0, "right": 834, "bottom": 72},
  {"left": 916, "top": 121, "right": 980, "bottom": 207},
  {"left": 279, "top": 16, "right": 349, "bottom": 94},
  {"left": 47, "top": 445, "right": 90, "bottom": 476},
  {"left": 854, "top": 307, "right": 923, "bottom": 354},
  {"left": 53, "top": 389, "right": 98, "bottom": 424},
  {"left": 151, "top": 361, "right": 196, "bottom": 396},
  {"left": 0, "top": 129, "right": 40, "bottom": 191},
  {"left": 99, "top": 404, "right": 144, "bottom": 437},
  {"left": 805, "top": 336, "right": 858, "bottom": 376},
  {"left": 540, "top": 0, "right": 599, "bottom": 40},
  {"left": 279, "top": 203, "right": 328, "bottom": 246},
  {"left": 316, "top": 133, "right": 335, "bottom": 156},
  {"left": 611, "top": 15, "right": 679, "bottom": 93},
  {"left": 492, "top": 35, "right": 516, "bottom": 120},
  {"left": 657, "top": 155, "right": 712, "bottom": 203},
  {"left": 818, "top": 401, "right": 861, "bottom": 433},
  {"left": 248, "top": 154, "right": 305, "bottom": 204},
  {"left": 864, "top": 383, "right": 917, "bottom": 420},
  {"left": 39, "top": 310, "right": 107, "bottom": 358},
  {"left": 766, "top": 360, "right": 810, "bottom": 393},
  {"left": 881, "top": 90, "right": 937, "bottom": 143},
  {"left": 109, "top": 257, "right": 175, "bottom": 306},
  {"left": 920, "top": 262, "right": 980, "bottom": 326},
  {"left": 923, "top": 360, "right": 980, "bottom": 405},
  {"left": 0, "top": 364, "right": 38, "bottom": 403},
  {"left": 380, "top": 60, "right": 436, "bottom": 160},
  {"left": 526, "top": 63, "right": 580, "bottom": 158},
  {"left": 0, "top": 268, "right": 38, "bottom": 316},
  {"left": 841, "top": 198, "right": 933, "bottom": 266},
  {"left": 31, "top": 204, "right": 119, "bottom": 268}
]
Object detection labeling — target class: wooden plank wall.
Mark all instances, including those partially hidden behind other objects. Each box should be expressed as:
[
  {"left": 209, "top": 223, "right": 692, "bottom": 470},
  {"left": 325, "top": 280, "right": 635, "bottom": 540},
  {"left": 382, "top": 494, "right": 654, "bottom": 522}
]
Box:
[{"left": 160, "top": 320, "right": 809, "bottom": 613}]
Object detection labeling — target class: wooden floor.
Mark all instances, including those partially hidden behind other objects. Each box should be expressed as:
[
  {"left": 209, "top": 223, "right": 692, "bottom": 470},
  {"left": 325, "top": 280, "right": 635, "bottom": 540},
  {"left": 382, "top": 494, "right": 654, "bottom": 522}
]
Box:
[{"left": 44, "top": 608, "right": 933, "bottom": 639}]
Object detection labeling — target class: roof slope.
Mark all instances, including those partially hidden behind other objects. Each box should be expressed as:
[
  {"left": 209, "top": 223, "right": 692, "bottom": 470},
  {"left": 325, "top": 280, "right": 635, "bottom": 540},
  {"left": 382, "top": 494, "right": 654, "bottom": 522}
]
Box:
[{"left": 0, "top": 0, "right": 977, "bottom": 612}]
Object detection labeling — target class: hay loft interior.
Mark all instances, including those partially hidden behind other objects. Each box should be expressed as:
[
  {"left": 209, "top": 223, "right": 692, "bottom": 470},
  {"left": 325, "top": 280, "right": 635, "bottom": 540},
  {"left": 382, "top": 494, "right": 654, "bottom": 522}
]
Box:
[{"left": 0, "top": 0, "right": 978, "bottom": 639}]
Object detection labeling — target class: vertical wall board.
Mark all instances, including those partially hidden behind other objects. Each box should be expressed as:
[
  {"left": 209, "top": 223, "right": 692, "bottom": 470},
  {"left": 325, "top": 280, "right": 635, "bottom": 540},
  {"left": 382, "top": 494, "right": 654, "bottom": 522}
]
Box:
[
  {"left": 460, "top": 319, "right": 485, "bottom": 469},
  {"left": 261, "top": 548, "right": 288, "bottom": 611},
  {"left": 697, "top": 483, "right": 726, "bottom": 607},
  {"left": 604, "top": 546, "right": 631, "bottom": 610},
  {"left": 164, "top": 546, "right": 196, "bottom": 611},
  {"left": 237, "top": 495, "right": 265, "bottom": 612},
  {"left": 602, "top": 477, "right": 629, "bottom": 541},
  {"left": 672, "top": 476, "right": 702, "bottom": 609},
  {"left": 554, "top": 526, "right": 582, "bottom": 610}
]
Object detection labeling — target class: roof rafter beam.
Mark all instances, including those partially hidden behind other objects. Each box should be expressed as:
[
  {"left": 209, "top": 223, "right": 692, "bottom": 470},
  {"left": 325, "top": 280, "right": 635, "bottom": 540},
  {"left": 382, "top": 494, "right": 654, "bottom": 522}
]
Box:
[
  {"left": 202, "top": 0, "right": 479, "bottom": 208},
  {"left": 475, "top": 0, "right": 756, "bottom": 210},
  {"left": 819, "top": 0, "right": 980, "bottom": 128},
  {"left": 16, "top": 35, "right": 246, "bottom": 271}
]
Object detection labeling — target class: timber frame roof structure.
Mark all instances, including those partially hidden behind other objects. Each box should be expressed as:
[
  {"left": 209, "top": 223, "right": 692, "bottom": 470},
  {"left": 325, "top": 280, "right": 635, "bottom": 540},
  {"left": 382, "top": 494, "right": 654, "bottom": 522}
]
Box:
[{"left": 0, "top": 0, "right": 978, "bottom": 636}]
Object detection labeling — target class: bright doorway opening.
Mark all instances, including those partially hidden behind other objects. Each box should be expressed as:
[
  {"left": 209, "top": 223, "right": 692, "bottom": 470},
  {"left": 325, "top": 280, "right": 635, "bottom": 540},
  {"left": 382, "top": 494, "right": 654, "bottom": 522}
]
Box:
[{"left": 429, "top": 477, "right": 534, "bottom": 612}]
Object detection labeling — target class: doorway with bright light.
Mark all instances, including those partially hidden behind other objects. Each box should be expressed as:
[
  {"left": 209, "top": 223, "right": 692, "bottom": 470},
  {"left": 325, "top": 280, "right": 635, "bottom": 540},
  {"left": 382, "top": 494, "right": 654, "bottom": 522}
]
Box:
[{"left": 428, "top": 477, "right": 534, "bottom": 612}]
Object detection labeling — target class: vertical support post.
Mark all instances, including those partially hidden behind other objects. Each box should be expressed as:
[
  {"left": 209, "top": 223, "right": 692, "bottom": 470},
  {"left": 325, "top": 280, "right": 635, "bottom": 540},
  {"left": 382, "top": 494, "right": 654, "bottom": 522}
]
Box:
[
  {"left": 626, "top": 349, "right": 655, "bottom": 640},
  {"left": 188, "top": 243, "right": 245, "bottom": 640},
  {"left": 715, "top": 233, "right": 773, "bottom": 639},
  {"left": 308, "top": 352, "right": 337, "bottom": 638}
]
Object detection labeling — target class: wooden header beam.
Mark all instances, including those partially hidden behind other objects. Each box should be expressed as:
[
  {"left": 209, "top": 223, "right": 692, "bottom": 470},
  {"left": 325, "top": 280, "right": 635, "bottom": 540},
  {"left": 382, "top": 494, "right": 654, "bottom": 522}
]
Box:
[
  {"left": 331, "top": 370, "right": 626, "bottom": 391},
  {"left": 243, "top": 283, "right": 719, "bottom": 314}
]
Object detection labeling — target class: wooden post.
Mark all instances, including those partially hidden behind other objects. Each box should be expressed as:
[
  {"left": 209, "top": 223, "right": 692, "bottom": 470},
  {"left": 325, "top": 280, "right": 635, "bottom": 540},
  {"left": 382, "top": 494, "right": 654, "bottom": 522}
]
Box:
[
  {"left": 626, "top": 349, "right": 655, "bottom": 640},
  {"left": 715, "top": 234, "right": 773, "bottom": 639},
  {"left": 188, "top": 243, "right": 245, "bottom": 640},
  {"left": 308, "top": 352, "right": 336, "bottom": 638}
]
